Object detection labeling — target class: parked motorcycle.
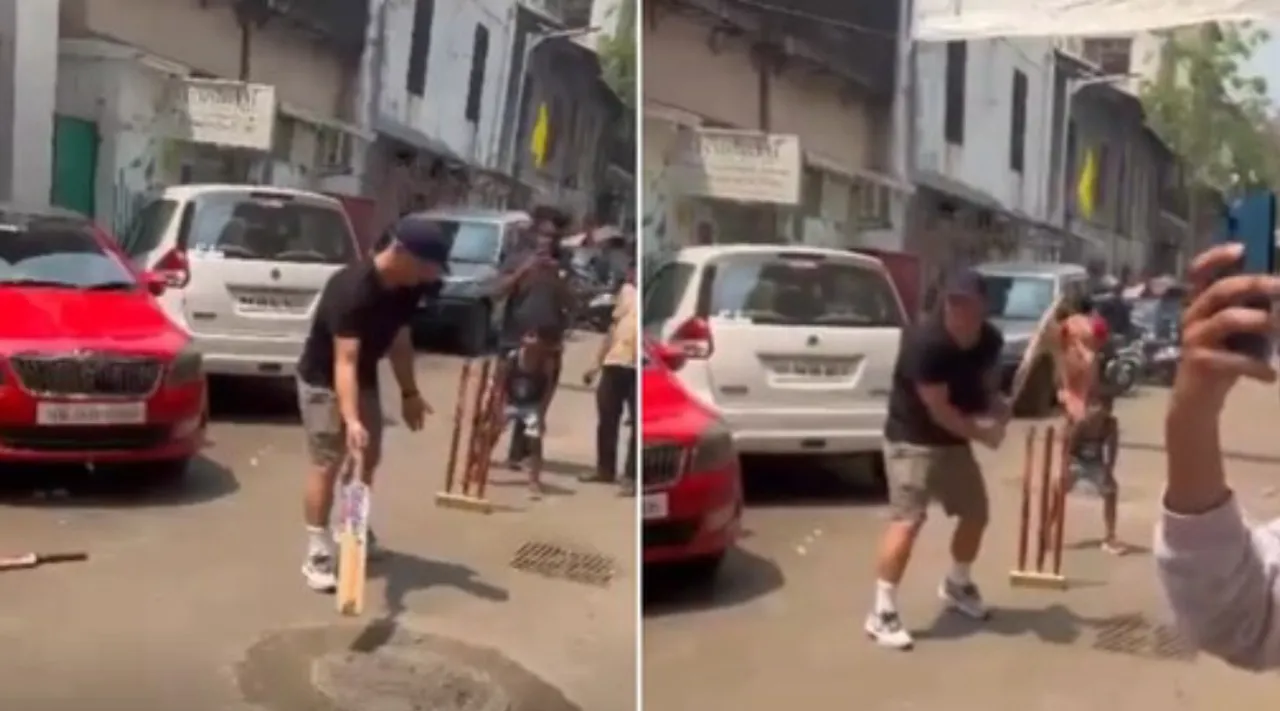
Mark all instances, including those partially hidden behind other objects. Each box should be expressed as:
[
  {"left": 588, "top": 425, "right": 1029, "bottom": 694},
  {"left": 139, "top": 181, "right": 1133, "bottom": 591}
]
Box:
[
  {"left": 1101, "top": 336, "right": 1144, "bottom": 398},
  {"left": 1130, "top": 288, "right": 1184, "bottom": 386}
]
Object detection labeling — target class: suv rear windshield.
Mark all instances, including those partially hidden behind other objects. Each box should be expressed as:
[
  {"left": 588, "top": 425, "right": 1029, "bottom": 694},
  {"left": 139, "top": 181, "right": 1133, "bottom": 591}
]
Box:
[
  {"left": 434, "top": 220, "right": 501, "bottom": 264},
  {"left": 702, "top": 253, "right": 904, "bottom": 327},
  {"left": 980, "top": 274, "right": 1055, "bottom": 320},
  {"left": 184, "top": 192, "right": 355, "bottom": 264}
]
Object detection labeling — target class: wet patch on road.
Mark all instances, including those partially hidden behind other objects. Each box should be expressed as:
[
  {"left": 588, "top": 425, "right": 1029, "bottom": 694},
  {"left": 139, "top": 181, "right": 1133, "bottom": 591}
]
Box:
[{"left": 237, "top": 621, "right": 582, "bottom": 711}]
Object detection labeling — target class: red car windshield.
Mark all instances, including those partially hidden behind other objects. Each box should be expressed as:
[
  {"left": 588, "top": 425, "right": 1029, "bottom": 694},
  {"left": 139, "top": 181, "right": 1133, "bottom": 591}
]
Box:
[{"left": 0, "top": 216, "right": 137, "bottom": 291}]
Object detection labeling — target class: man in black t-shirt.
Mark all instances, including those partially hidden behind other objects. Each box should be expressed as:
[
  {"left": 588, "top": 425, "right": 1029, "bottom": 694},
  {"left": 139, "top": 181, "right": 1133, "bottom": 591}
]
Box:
[
  {"left": 294, "top": 216, "right": 449, "bottom": 593},
  {"left": 866, "top": 269, "right": 1009, "bottom": 650}
]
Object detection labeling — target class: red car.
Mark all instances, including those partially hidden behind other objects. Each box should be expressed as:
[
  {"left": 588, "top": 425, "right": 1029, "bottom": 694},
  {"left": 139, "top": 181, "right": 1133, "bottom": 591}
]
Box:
[
  {"left": 642, "top": 339, "right": 743, "bottom": 580},
  {"left": 0, "top": 205, "right": 207, "bottom": 476}
]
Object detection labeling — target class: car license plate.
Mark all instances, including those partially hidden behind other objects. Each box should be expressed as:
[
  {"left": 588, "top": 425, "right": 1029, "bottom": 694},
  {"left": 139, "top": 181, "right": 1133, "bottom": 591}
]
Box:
[
  {"left": 642, "top": 493, "right": 669, "bottom": 520},
  {"left": 36, "top": 402, "right": 146, "bottom": 426},
  {"left": 772, "top": 359, "right": 852, "bottom": 379}
]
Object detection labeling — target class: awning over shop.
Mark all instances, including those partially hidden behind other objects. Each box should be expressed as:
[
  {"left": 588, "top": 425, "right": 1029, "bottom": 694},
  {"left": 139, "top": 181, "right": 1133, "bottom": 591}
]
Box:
[{"left": 372, "top": 115, "right": 469, "bottom": 166}]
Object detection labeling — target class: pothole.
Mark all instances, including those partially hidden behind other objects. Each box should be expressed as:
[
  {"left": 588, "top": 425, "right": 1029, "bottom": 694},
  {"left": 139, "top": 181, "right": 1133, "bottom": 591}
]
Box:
[
  {"left": 314, "top": 648, "right": 511, "bottom": 711},
  {"left": 237, "top": 622, "right": 582, "bottom": 711}
]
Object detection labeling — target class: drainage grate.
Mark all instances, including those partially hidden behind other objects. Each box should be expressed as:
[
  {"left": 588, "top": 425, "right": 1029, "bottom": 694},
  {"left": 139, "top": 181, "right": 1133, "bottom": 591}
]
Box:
[
  {"left": 1091, "top": 613, "right": 1195, "bottom": 662},
  {"left": 510, "top": 541, "right": 617, "bottom": 587}
]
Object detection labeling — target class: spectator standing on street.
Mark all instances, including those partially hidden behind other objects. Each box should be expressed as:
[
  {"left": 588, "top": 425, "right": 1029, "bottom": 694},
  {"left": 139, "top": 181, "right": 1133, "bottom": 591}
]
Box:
[
  {"left": 495, "top": 205, "right": 574, "bottom": 470},
  {"left": 584, "top": 266, "right": 639, "bottom": 495},
  {"left": 294, "top": 216, "right": 449, "bottom": 593},
  {"left": 1156, "top": 242, "right": 1280, "bottom": 671},
  {"left": 867, "top": 270, "right": 1008, "bottom": 650}
]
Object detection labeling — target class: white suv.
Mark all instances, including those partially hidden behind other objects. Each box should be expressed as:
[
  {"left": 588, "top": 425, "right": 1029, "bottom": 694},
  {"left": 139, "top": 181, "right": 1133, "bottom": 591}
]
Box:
[
  {"left": 117, "top": 184, "right": 360, "bottom": 380},
  {"left": 642, "top": 245, "right": 906, "bottom": 458}
]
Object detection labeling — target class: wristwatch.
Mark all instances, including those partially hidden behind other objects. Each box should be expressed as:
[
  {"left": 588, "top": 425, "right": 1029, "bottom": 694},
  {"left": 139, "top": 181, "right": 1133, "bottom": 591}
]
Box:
[{"left": 401, "top": 389, "right": 420, "bottom": 400}]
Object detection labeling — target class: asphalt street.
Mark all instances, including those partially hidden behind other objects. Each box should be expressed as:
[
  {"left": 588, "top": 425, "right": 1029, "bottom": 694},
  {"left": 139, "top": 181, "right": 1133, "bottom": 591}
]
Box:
[
  {"left": 0, "top": 334, "right": 636, "bottom": 711},
  {"left": 644, "top": 380, "right": 1280, "bottom": 710}
]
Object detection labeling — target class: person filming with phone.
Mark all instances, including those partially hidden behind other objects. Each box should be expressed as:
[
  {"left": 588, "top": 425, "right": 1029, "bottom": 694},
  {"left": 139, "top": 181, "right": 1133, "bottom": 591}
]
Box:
[{"left": 1156, "top": 233, "right": 1280, "bottom": 671}]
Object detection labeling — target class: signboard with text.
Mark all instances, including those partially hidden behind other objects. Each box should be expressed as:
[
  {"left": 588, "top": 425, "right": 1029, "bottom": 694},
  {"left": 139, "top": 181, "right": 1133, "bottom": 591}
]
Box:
[
  {"left": 165, "top": 78, "right": 276, "bottom": 151},
  {"left": 667, "top": 128, "right": 802, "bottom": 205}
]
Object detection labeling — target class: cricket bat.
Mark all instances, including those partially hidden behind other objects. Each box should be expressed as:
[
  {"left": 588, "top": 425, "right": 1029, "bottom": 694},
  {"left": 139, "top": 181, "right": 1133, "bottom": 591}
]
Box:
[
  {"left": 1008, "top": 293, "right": 1066, "bottom": 406},
  {"left": 0, "top": 551, "right": 87, "bottom": 571},
  {"left": 336, "top": 454, "right": 370, "bottom": 616}
]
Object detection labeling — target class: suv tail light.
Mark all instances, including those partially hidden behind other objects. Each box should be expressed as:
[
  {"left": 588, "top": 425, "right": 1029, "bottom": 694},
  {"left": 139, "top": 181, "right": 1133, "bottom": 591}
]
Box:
[
  {"left": 670, "top": 317, "right": 713, "bottom": 359},
  {"left": 155, "top": 248, "right": 190, "bottom": 288}
]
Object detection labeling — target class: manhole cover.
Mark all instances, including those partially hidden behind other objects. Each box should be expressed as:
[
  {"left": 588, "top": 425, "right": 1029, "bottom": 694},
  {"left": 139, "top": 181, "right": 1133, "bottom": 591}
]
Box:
[
  {"left": 510, "top": 541, "right": 616, "bottom": 586},
  {"left": 315, "top": 648, "right": 511, "bottom": 711},
  {"left": 1091, "top": 614, "right": 1195, "bottom": 662}
]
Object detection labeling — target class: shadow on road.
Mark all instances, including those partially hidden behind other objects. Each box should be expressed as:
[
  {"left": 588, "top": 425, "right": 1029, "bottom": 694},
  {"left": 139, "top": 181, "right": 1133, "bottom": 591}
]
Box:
[
  {"left": 914, "top": 603, "right": 1195, "bottom": 660},
  {"left": 487, "top": 475, "right": 576, "bottom": 497},
  {"left": 0, "top": 454, "right": 239, "bottom": 509},
  {"left": 1120, "top": 440, "right": 1280, "bottom": 465},
  {"left": 916, "top": 602, "right": 1093, "bottom": 645},
  {"left": 741, "top": 454, "right": 887, "bottom": 509},
  {"left": 642, "top": 546, "right": 785, "bottom": 617},
  {"left": 372, "top": 550, "right": 509, "bottom": 616},
  {"left": 207, "top": 376, "right": 300, "bottom": 425}
]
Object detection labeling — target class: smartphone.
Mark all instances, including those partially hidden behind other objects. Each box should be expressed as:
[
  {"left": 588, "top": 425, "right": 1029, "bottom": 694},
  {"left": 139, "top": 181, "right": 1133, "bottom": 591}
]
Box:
[{"left": 1214, "top": 190, "right": 1277, "bottom": 360}]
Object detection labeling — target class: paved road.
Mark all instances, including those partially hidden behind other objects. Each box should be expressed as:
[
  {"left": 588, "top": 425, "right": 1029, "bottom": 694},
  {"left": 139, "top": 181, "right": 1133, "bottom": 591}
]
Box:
[
  {"left": 0, "top": 335, "right": 636, "bottom": 711},
  {"left": 644, "top": 381, "right": 1280, "bottom": 710}
]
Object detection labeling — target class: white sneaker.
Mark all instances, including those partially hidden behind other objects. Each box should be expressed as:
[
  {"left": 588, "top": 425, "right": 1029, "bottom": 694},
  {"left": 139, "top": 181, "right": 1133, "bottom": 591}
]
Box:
[
  {"left": 302, "top": 551, "right": 337, "bottom": 593},
  {"left": 939, "top": 578, "right": 990, "bottom": 620},
  {"left": 865, "top": 610, "right": 914, "bottom": 650}
]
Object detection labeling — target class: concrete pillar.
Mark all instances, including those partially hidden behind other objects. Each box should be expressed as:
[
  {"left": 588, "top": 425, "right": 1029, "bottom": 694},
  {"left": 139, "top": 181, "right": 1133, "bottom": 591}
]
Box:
[{"left": 0, "top": 0, "right": 58, "bottom": 205}]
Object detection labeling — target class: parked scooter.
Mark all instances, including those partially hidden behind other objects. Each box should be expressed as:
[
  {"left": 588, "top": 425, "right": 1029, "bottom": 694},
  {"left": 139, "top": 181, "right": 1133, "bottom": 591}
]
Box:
[{"left": 1101, "top": 335, "right": 1144, "bottom": 398}]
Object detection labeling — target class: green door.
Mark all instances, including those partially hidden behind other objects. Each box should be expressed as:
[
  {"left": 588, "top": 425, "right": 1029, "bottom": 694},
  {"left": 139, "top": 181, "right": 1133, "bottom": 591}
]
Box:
[{"left": 50, "top": 115, "right": 98, "bottom": 217}]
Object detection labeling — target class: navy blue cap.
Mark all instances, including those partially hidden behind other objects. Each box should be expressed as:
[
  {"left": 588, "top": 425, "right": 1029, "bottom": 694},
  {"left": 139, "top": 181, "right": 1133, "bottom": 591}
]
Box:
[
  {"left": 943, "top": 268, "right": 986, "bottom": 300},
  {"left": 391, "top": 216, "right": 451, "bottom": 273}
]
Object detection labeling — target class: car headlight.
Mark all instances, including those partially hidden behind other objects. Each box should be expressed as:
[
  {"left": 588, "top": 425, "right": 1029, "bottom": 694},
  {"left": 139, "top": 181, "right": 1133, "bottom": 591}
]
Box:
[
  {"left": 689, "top": 423, "right": 736, "bottom": 472},
  {"left": 166, "top": 347, "right": 203, "bottom": 386}
]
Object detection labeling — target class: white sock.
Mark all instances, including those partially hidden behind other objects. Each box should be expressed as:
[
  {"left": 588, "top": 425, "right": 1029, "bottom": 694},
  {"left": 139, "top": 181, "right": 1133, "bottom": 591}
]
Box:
[
  {"left": 874, "top": 579, "right": 898, "bottom": 614},
  {"left": 306, "top": 526, "right": 332, "bottom": 558},
  {"left": 949, "top": 563, "right": 972, "bottom": 585}
]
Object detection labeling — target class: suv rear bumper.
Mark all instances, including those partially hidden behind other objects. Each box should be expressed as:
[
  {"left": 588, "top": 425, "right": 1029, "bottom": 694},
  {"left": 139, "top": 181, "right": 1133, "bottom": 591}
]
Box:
[
  {"left": 191, "top": 333, "right": 303, "bottom": 378},
  {"left": 718, "top": 406, "right": 888, "bottom": 455}
]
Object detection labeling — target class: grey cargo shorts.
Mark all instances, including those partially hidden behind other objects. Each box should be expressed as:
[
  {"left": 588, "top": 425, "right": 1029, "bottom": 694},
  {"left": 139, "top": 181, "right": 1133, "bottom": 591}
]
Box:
[
  {"left": 883, "top": 441, "right": 989, "bottom": 524},
  {"left": 296, "top": 378, "right": 384, "bottom": 469}
]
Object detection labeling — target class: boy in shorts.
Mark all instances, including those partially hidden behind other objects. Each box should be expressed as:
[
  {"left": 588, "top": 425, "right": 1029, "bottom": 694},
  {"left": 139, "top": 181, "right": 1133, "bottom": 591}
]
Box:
[
  {"left": 1052, "top": 298, "right": 1127, "bottom": 555},
  {"left": 503, "top": 328, "right": 558, "bottom": 499},
  {"left": 1061, "top": 400, "right": 1123, "bottom": 553}
]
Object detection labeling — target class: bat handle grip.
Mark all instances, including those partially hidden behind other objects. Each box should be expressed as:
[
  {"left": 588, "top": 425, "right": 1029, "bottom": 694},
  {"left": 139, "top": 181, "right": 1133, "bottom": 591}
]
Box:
[{"left": 345, "top": 449, "right": 365, "bottom": 484}]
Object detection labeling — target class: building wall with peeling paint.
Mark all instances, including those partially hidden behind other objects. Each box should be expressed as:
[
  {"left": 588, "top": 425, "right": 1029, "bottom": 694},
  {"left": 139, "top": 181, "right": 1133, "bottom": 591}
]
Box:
[
  {"left": 64, "top": 0, "right": 348, "bottom": 118},
  {"left": 56, "top": 50, "right": 173, "bottom": 235}
]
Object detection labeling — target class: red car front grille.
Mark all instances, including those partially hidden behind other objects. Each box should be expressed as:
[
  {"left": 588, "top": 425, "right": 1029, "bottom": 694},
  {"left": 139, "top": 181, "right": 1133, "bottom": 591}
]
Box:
[
  {"left": 9, "top": 353, "right": 163, "bottom": 398},
  {"left": 642, "top": 443, "right": 686, "bottom": 489}
]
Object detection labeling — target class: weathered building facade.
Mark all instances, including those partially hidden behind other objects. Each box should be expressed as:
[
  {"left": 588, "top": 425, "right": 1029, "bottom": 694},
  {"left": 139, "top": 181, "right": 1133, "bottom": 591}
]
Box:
[
  {"left": 642, "top": 0, "right": 904, "bottom": 259},
  {"left": 1051, "top": 51, "right": 1163, "bottom": 271},
  {"left": 54, "top": 0, "right": 367, "bottom": 233},
  {"left": 906, "top": 37, "right": 1062, "bottom": 277},
  {"left": 359, "top": 0, "right": 626, "bottom": 228}
]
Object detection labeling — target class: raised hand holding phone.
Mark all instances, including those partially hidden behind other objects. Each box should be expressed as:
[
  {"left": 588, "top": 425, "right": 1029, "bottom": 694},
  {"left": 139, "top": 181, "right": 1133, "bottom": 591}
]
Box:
[{"left": 1212, "top": 191, "right": 1276, "bottom": 361}]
